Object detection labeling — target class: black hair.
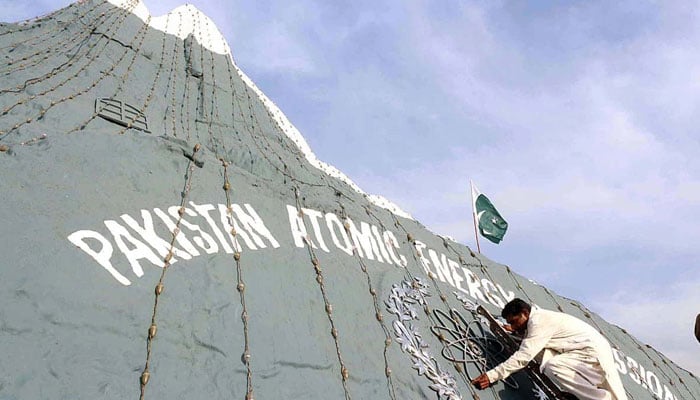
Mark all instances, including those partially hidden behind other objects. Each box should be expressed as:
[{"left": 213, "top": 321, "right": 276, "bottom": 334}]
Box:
[{"left": 501, "top": 298, "right": 531, "bottom": 319}]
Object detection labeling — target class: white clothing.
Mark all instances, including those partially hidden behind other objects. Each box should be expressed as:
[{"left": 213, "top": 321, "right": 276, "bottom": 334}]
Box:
[
  {"left": 485, "top": 308, "right": 627, "bottom": 400},
  {"left": 543, "top": 348, "right": 611, "bottom": 400}
]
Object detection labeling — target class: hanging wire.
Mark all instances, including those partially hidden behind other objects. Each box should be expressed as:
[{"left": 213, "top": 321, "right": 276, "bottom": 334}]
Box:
[
  {"left": 66, "top": 12, "right": 156, "bottom": 134},
  {"left": 4, "top": 3, "right": 693, "bottom": 399},
  {"left": 292, "top": 187, "right": 352, "bottom": 400},
  {"left": 139, "top": 143, "right": 201, "bottom": 400},
  {"left": 336, "top": 205, "right": 398, "bottom": 400},
  {"left": 0, "top": 1, "right": 105, "bottom": 72},
  {"left": 221, "top": 159, "right": 255, "bottom": 400},
  {"left": 1, "top": 0, "right": 144, "bottom": 139}
]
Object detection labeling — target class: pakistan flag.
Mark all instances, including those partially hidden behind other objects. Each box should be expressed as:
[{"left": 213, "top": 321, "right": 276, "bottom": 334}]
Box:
[{"left": 471, "top": 183, "right": 508, "bottom": 244}]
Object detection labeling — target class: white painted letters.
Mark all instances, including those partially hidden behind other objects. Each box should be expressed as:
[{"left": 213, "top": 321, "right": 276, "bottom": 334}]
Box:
[
  {"left": 67, "top": 230, "right": 131, "bottom": 286},
  {"left": 231, "top": 204, "right": 280, "bottom": 249},
  {"left": 326, "top": 212, "right": 353, "bottom": 256},
  {"left": 104, "top": 220, "right": 162, "bottom": 277}
]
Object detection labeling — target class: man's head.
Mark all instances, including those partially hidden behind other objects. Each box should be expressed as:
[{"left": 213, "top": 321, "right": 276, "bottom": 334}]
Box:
[{"left": 501, "top": 298, "right": 531, "bottom": 334}]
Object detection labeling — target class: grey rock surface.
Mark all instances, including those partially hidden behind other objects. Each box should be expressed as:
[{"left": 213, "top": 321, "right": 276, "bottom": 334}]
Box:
[{"left": 0, "top": 1, "right": 698, "bottom": 399}]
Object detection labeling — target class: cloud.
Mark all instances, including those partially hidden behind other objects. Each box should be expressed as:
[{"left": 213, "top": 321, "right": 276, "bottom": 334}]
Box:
[
  {"left": 240, "top": 20, "right": 317, "bottom": 74},
  {"left": 149, "top": 0, "right": 700, "bottom": 378},
  {"left": 592, "top": 277, "right": 700, "bottom": 375},
  {"left": 322, "top": 9, "right": 700, "bottom": 377},
  {"left": 0, "top": 0, "right": 72, "bottom": 22},
  {"left": 7, "top": 0, "right": 698, "bottom": 378},
  {"left": 336, "top": 0, "right": 700, "bottom": 246}
]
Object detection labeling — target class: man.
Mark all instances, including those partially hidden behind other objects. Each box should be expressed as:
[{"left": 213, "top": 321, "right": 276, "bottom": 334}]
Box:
[
  {"left": 471, "top": 299, "right": 627, "bottom": 400},
  {"left": 695, "top": 314, "right": 700, "bottom": 343}
]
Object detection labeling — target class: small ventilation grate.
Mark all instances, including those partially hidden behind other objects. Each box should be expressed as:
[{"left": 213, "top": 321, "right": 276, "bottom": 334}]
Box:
[{"left": 95, "top": 98, "right": 150, "bottom": 133}]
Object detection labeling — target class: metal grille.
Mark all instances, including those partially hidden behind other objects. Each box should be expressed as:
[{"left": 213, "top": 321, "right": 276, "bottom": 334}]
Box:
[{"left": 95, "top": 98, "right": 150, "bottom": 132}]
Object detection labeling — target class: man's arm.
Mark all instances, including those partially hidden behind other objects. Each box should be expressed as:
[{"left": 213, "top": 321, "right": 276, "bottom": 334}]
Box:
[{"left": 485, "top": 314, "right": 555, "bottom": 383}]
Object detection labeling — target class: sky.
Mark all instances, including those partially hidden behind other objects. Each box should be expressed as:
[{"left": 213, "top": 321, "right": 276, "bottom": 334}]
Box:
[{"left": 4, "top": 0, "right": 700, "bottom": 375}]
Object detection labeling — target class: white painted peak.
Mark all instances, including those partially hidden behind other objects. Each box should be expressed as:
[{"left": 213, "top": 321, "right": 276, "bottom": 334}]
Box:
[
  {"left": 107, "top": 0, "right": 231, "bottom": 55},
  {"left": 106, "top": 0, "right": 413, "bottom": 220}
]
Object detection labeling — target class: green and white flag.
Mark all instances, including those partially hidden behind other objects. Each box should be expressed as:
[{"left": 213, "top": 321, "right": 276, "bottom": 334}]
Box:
[{"left": 471, "top": 182, "right": 508, "bottom": 244}]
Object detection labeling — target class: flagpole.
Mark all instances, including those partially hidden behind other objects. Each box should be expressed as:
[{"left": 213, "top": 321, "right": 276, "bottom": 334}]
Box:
[{"left": 470, "top": 180, "right": 481, "bottom": 254}]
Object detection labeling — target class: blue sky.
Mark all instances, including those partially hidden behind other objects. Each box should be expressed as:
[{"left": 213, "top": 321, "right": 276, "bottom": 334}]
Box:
[{"left": 4, "top": 0, "right": 700, "bottom": 374}]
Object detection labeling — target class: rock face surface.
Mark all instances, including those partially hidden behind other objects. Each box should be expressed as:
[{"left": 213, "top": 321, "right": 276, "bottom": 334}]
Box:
[{"left": 0, "top": 1, "right": 698, "bottom": 399}]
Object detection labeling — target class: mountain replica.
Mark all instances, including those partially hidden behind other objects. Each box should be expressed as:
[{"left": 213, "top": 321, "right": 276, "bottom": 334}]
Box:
[{"left": 1, "top": 1, "right": 697, "bottom": 399}]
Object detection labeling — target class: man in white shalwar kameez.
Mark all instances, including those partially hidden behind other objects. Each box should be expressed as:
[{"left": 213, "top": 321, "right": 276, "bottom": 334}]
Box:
[{"left": 471, "top": 299, "right": 628, "bottom": 400}]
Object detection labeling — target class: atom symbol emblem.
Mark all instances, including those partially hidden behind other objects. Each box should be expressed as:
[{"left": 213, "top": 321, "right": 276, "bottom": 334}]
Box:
[{"left": 430, "top": 307, "right": 519, "bottom": 390}]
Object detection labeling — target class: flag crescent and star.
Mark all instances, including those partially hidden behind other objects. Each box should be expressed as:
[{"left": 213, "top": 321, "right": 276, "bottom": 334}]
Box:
[{"left": 471, "top": 182, "right": 508, "bottom": 244}]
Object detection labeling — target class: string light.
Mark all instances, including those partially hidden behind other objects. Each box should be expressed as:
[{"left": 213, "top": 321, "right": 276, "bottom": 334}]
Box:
[
  {"left": 1, "top": 2, "right": 695, "bottom": 399},
  {"left": 221, "top": 159, "right": 255, "bottom": 400},
  {"left": 0, "top": 1, "right": 108, "bottom": 77},
  {"left": 139, "top": 143, "right": 201, "bottom": 400},
  {"left": 292, "top": 187, "right": 352, "bottom": 400},
  {"left": 1, "top": 0, "right": 144, "bottom": 139}
]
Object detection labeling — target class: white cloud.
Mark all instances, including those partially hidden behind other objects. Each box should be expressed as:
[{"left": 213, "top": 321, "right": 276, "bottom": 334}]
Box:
[
  {"left": 242, "top": 21, "right": 317, "bottom": 74},
  {"left": 10, "top": 0, "right": 699, "bottom": 381},
  {"left": 593, "top": 278, "right": 700, "bottom": 375},
  {"left": 0, "top": 0, "right": 72, "bottom": 23}
]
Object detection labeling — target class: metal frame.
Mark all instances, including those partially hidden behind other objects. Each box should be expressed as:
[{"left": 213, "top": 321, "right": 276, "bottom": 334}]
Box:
[{"left": 95, "top": 98, "right": 150, "bottom": 132}]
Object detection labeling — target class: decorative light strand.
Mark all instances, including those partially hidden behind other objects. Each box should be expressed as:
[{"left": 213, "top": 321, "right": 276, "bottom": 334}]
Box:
[
  {"left": 221, "top": 159, "right": 255, "bottom": 400},
  {"left": 439, "top": 232, "right": 634, "bottom": 399},
  {"left": 65, "top": 12, "right": 156, "bottom": 134},
  {"left": 179, "top": 28, "right": 196, "bottom": 142},
  {"left": 0, "top": 0, "right": 143, "bottom": 138},
  {"left": 385, "top": 277, "right": 463, "bottom": 400},
  {"left": 337, "top": 205, "right": 398, "bottom": 400},
  {"left": 108, "top": 11, "right": 175, "bottom": 136},
  {"left": 161, "top": 11, "right": 184, "bottom": 138},
  {"left": 0, "top": 1, "right": 109, "bottom": 76},
  {"left": 360, "top": 204, "right": 478, "bottom": 398},
  {"left": 0, "top": 2, "right": 79, "bottom": 39},
  {"left": 0, "top": 0, "right": 137, "bottom": 101},
  {"left": 293, "top": 187, "right": 352, "bottom": 400},
  {"left": 446, "top": 235, "right": 696, "bottom": 399},
  {"left": 139, "top": 143, "right": 201, "bottom": 400},
  {"left": 345, "top": 207, "right": 484, "bottom": 400},
  {"left": 608, "top": 316, "right": 694, "bottom": 399},
  {"left": 202, "top": 15, "right": 227, "bottom": 157}
]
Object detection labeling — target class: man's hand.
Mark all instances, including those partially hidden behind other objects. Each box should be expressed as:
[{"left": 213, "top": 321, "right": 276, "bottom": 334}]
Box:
[
  {"left": 471, "top": 373, "right": 491, "bottom": 390},
  {"left": 502, "top": 324, "right": 513, "bottom": 333}
]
